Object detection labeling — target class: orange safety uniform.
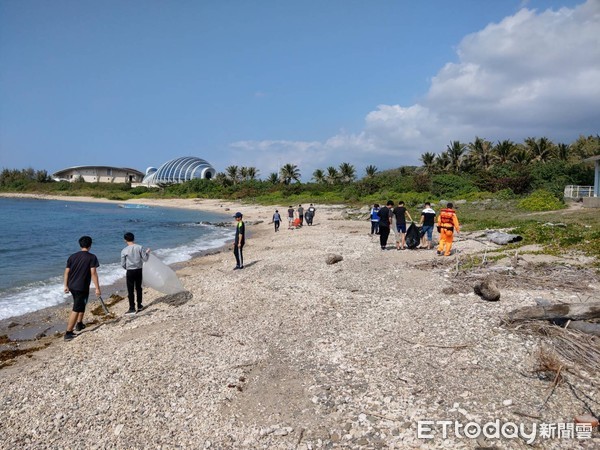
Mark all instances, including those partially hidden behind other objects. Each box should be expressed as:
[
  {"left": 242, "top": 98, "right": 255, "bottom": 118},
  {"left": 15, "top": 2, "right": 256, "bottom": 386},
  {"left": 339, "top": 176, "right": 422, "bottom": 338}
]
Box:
[{"left": 437, "top": 208, "right": 460, "bottom": 256}]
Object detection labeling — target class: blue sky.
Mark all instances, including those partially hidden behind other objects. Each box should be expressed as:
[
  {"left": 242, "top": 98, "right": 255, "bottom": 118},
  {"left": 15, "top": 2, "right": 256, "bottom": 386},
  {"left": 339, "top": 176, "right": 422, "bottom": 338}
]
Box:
[{"left": 1, "top": 0, "right": 598, "bottom": 180}]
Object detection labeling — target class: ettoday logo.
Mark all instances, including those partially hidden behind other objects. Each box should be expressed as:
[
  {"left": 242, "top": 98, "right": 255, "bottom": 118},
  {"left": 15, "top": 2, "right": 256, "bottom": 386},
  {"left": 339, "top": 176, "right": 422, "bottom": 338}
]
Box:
[{"left": 417, "top": 420, "right": 595, "bottom": 444}]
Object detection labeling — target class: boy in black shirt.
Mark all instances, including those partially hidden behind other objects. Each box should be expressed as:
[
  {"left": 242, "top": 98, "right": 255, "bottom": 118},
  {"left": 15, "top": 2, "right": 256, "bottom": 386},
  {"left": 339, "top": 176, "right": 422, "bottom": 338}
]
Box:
[
  {"left": 63, "top": 236, "right": 101, "bottom": 340},
  {"left": 233, "top": 212, "right": 245, "bottom": 269},
  {"left": 377, "top": 201, "right": 394, "bottom": 250}
]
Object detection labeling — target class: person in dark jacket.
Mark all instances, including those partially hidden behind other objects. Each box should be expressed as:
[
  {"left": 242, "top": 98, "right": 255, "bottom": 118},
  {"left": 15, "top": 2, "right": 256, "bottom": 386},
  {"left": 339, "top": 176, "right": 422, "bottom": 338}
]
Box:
[
  {"left": 233, "top": 212, "right": 245, "bottom": 269},
  {"left": 376, "top": 201, "right": 394, "bottom": 250}
]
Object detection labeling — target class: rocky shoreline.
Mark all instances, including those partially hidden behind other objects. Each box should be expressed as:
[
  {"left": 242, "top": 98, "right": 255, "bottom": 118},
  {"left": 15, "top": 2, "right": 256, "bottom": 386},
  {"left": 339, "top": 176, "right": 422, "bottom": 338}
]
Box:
[{"left": 1, "top": 195, "right": 599, "bottom": 449}]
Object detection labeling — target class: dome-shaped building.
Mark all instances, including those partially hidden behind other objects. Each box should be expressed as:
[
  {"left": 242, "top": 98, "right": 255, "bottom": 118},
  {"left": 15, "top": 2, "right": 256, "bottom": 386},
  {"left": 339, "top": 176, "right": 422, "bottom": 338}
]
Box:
[{"left": 142, "top": 157, "right": 216, "bottom": 186}]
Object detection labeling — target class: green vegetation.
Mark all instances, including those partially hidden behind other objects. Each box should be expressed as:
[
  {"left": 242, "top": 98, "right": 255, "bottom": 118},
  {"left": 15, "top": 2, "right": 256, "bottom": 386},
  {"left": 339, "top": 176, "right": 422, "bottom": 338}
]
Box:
[{"left": 1, "top": 135, "right": 599, "bottom": 263}]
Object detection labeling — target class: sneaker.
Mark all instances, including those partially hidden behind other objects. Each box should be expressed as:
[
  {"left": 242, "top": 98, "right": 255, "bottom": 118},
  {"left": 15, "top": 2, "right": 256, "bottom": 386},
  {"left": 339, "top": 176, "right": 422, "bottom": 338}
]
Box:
[
  {"left": 125, "top": 309, "right": 136, "bottom": 315},
  {"left": 137, "top": 305, "right": 144, "bottom": 312},
  {"left": 239, "top": 265, "right": 244, "bottom": 270},
  {"left": 64, "top": 331, "right": 76, "bottom": 341},
  {"left": 75, "top": 322, "right": 86, "bottom": 332},
  {"left": 436, "top": 251, "right": 443, "bottom": 256}
]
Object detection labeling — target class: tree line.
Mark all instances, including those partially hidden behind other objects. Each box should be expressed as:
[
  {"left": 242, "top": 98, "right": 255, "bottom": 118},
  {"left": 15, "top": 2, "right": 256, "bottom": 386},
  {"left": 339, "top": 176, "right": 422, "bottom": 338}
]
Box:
[{"left": 1, "top": 135, "right": 598, "bottom": 203}]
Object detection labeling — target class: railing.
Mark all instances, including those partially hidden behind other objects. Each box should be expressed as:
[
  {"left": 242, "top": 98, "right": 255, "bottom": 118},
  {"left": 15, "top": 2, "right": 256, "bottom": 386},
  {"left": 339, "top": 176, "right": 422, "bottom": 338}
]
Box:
[{"left": 564, "top": 185, "right": 595, "bottom": 198}]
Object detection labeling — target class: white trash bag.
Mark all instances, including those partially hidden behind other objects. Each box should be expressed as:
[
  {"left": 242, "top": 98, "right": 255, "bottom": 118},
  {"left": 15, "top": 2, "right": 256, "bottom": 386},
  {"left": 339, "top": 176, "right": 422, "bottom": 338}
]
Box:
[{"left": 142, "top": 254, "right": 185, "bottom": 295}]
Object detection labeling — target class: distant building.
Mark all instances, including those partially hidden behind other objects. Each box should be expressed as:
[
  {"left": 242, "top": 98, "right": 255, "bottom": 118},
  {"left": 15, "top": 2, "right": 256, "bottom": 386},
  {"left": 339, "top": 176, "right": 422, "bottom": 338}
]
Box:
[
  {"left": 141, "top": 157, "right": 216, "bottom": 187},
  {"left": 52, "top": 166, "right": 144, "bottom": 183}
]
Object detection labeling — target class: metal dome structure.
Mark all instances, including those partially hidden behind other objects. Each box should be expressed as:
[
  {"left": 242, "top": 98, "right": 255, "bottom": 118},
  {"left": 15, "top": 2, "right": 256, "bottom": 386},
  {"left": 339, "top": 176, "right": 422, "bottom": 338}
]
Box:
[{"left": 142, "top": 157, "right": 216, "bottom": 186}]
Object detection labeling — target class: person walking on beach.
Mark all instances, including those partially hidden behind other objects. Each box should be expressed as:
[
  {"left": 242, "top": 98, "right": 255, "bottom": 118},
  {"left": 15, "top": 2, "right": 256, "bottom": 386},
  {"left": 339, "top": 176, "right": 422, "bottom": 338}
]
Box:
[
  {"left": 287, "top": 206, "right": 295, "bottom": 229},
  {"left": 233, "top": 212, "right": 245, "bottom": 269},
  {"left": 297, "top": 204, "right": 304, "bottom": 226},
  {"left": 419, "top": 202, "right": 436, "bottom": 249},
  {"left": 272, "top": 210, "right": 281, "bottom": 232},
  {"left": 437, "top": 202, "right": 460, "bottom": 256},
  {"left": 392, "top": 201, "right": 413, "bottom": 250},
  {"left": 63, "top": 236, "right": 101, "bottom": 340},
  {"left": 377, "top": 201, "right": 393, "bottom": 250},
  {"left": 370, "top": 203, "right": 380, "bottom": 235},
  {"left": 121, "top": 232, "right": 150, "bottom": 315},
  {"left": 306, "top": 203, "right": 316, "bottom": 225}
]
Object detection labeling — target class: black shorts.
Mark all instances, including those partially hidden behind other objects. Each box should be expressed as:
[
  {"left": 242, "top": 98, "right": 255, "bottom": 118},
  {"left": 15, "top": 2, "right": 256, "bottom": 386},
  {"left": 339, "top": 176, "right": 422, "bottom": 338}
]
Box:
[{"left": 71, "top": 290, "right": 90, "bottom": 313}]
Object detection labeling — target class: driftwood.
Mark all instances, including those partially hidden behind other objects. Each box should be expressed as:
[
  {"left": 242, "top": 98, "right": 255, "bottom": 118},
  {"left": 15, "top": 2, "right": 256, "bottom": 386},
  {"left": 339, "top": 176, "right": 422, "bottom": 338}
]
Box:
[
  {"left": 506, "top": 302, "right": 600, "bottom": 323},
  {"left": 566, "top": 321, "right": 600, "bottom": 337}
]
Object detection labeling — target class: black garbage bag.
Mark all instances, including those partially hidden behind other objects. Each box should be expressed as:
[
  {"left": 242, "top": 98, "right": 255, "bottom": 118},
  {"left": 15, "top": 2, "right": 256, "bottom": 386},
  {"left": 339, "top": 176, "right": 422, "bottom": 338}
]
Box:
[{"left": 405, "top": 223, "right": 420, "bottom": 249}]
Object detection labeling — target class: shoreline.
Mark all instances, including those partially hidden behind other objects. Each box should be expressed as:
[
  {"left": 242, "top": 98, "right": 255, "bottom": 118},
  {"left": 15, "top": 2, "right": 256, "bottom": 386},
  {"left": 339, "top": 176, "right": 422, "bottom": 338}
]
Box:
[{"left": 0, "top": 193, "right": 267, "bottom": 347}]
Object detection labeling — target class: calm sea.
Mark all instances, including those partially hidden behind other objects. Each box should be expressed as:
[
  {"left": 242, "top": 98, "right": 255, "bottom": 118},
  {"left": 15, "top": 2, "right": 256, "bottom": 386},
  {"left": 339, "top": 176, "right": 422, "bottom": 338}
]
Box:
[{"left": 0, "top": 198, "right": 232, "bottom": 320}]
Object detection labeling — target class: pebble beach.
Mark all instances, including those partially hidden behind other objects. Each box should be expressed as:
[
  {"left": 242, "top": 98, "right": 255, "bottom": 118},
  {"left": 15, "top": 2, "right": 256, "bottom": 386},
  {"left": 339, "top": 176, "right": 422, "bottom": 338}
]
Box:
[{"left": 1, "top": 195, "right": 598, "bottom": 449}]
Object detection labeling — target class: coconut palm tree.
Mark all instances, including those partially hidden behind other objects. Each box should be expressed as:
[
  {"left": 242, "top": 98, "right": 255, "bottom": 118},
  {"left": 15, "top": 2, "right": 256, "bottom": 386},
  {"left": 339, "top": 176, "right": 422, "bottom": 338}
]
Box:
[
  {"left": 338, "top": 162, "right": 356, "bottom": 183},
  {"left": 556, "top": 143, "right": 570, "bottom": 162},
  {"left": 492, "top": 140, "right": 515, "bottom": 166},
  {"left": 420, "top": 152, "right": 436, "bottom": 173},
  {"left": 434, "top": 152, "right": 451, "bottom": 172},
  {"left": 246, "top": 167, "right": 259, "bottom": 180},
  {"left": 312, "top": 168, "right": 326, "bottom": 184},
  {"left": 214, "top": 172, "right": 230, "bottom": 187},
  {"left": 511, "top": 147, "right": 533, "bottom": 166},
  {"left": 524, "top": 137, "right": 554, "bottom": 163},
  {"left": 225, "top": 165, "right": 239, "bottom": 184},
  {"left": 279, "top": 163, "right": 300, "bottom": 184},
  {"left": 239, "top": 166, "right": 248, "bottom": 181},
  {"left": 446, "top": 141, "right": 467, "bottom": 173},
  {"left": 326, "top": 166, "right": 339, "bottom": 184},
  {"left": 467, "top": 137, "right": 493, "bottom": 171},
  {"left": 364, "top": 165, "right": 378, "bottom": 178},
  {"left": 266, "top": 172, "right": 280, "bottom": 184}
]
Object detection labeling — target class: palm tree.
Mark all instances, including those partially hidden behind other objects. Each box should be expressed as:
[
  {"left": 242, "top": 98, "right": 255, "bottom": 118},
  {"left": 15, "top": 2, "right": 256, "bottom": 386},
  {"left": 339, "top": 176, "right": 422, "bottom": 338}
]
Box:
[
  {"left": 419, "top": 152, "right": 436, "bottom": 173},
  {"left": 364, "top": 165, "right": 378, "bottom": 178},
  {"left": 266, "top": 172, "right": 280, "bottom": 184},
  {"left": 556, "top": 143, "right": 570, "bottom": 161},
  {"left": 246, "top": 167, "right": 259, "bottom": 180},
  {"left": 279, "top": 163, "right": 300, "bottom": 184},
  {"left": 338, "top": 162, "right": 356, "bottom": 183},
  {"left": 239, "top": 166, "right": 248, "bottom": 181},
  {"left": 511, "top": 147, "right": 532, "bottom": 166},
  {"left": 524, "top": 137, "right": 554, "bottom": 163},
  {"left": 214, "top": 172, "right": 230, "bottom": 187},
  {"left": 225, "top": 165, "right": 239, "bottom": 184},
  {"left": 492, "top": 140, "right": 515, "bottom": 165},
  {"left": 434, "top": 153, "right": 451, "bottom": 172},
  {"left": 312, "top": 168, "right": 326, "bottom": 184},
  {"left": 467, "top": 137, "right": 493, "bottom": 171},
  {"left": 326, "top": 166, "right": 339, "bottom": 184},
  {"left": 446, "top": 141, "right": 467, "bottom": 173}
]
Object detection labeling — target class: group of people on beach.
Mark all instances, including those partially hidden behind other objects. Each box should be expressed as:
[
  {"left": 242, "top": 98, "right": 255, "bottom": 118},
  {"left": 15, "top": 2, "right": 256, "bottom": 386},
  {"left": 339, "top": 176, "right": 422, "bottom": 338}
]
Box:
[
  {"left": 370, "top": 201, "right": 460, "bottom": 256},
  {"left": 63, "top": 233, "right": 150, "bottom": 340},
  {"left": 271, "top": 203, "right": 316, "bottom": 231}
]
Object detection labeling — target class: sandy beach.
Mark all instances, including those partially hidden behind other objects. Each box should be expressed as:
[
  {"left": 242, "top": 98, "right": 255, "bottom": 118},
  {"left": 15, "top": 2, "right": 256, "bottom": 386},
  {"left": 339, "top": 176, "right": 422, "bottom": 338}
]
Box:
[{"left": 0, "top": 194, "right": 598, "bottom": 449}]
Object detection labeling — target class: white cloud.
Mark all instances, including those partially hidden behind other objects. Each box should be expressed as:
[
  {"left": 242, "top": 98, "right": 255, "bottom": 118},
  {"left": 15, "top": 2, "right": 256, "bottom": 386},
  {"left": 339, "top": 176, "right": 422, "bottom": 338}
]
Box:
[{"left": 228, "top": 0, "right": 600, "bottom": 179}]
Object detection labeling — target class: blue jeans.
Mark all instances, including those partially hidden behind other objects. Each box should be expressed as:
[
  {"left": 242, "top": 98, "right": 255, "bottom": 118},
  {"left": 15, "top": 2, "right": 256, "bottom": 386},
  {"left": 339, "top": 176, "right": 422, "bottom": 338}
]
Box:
[{"left": 422, "top": 225, "right": 434, "bottom": 241}]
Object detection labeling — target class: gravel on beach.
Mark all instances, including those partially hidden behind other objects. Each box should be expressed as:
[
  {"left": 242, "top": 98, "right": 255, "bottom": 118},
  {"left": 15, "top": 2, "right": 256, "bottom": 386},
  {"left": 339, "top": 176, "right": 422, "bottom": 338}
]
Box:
[{"left": 1, "top": 196, "right": 598, "bottom": 449}]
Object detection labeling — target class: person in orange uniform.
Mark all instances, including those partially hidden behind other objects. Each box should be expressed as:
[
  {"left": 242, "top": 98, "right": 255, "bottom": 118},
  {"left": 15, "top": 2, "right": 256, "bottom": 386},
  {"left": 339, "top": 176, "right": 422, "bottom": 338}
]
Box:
[{"left": 437, "top": 202, "right": 460, "bottom": 256}]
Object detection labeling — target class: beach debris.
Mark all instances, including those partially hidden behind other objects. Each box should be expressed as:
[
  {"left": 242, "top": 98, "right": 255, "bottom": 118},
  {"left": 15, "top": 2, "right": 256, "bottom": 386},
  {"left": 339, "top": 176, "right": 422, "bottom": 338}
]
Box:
[
  {"left": 473, "top": 278, "right": 501, "bottom": 301},
  {"left": 505, "top": 302, "right": 600, "bottom": 323},
  {"left": 325, "top": 254, "right": 343, "bottom": 265},
  {"left": 574, "top": 414, "right": 599, "bottom": 428},
  {"left": 485, "top": 230, "right": 523, "bottom": 245}
]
